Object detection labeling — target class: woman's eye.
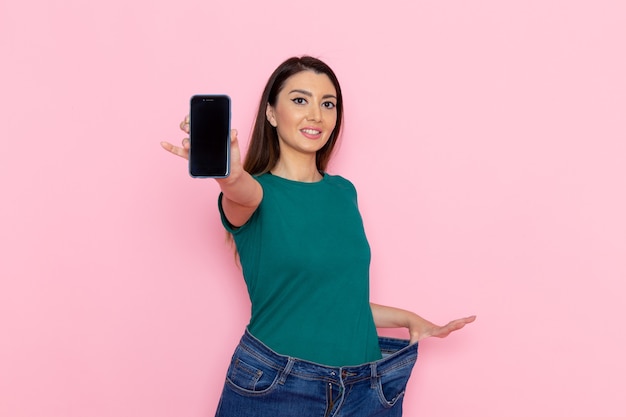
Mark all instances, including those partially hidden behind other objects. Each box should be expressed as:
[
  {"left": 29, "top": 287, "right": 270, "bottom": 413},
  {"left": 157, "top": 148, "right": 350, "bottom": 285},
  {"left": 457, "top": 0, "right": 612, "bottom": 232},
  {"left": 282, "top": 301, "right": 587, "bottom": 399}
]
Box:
[
  {"left": 292, "top": 97, "right": 307, "bottom": 105},
  {"left": 323, "top": 102, "right": 336, "bottom": 109}
]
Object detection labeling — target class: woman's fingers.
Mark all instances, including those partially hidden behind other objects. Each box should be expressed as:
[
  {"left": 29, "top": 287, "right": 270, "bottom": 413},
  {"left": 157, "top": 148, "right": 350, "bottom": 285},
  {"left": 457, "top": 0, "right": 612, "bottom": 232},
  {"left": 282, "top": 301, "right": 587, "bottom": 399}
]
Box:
[
  {"left": 433, "top": 316, "right": 476, "bottom": 338},
  {"left": 180, "top": 115, "right": 190, "bottom": 134},
  {"left": 160, "top": 140, "right": 189, "bottom": 160}
]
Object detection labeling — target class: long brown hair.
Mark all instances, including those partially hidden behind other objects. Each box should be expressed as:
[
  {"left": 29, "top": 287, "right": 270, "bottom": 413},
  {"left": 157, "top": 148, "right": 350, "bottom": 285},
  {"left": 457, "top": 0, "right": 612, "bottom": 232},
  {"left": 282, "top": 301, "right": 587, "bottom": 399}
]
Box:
[{"left": 244, "top": 56, "right": 344, "bottom": 175}]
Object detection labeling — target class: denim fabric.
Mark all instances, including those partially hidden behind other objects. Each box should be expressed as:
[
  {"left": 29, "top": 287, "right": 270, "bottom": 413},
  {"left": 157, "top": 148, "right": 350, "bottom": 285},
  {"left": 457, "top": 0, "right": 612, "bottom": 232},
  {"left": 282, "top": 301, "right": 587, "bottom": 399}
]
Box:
[{"left": 215, "top": 330, "right": 418, "bottom": 417}]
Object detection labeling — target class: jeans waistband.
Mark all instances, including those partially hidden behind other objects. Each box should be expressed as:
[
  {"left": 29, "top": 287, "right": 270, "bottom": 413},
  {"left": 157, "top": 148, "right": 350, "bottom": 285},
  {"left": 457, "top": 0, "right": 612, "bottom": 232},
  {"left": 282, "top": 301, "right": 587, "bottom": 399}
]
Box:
[{"left": 238, "top": 329, "right": 418, "bottom": 385}]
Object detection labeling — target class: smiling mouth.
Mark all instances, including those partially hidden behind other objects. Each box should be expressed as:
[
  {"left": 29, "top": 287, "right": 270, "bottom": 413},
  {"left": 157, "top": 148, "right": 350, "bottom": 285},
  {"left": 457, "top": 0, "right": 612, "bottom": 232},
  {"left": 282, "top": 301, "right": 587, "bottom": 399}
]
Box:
[{"left": 301, "top": 128, "right": 321, "bottom": 135}]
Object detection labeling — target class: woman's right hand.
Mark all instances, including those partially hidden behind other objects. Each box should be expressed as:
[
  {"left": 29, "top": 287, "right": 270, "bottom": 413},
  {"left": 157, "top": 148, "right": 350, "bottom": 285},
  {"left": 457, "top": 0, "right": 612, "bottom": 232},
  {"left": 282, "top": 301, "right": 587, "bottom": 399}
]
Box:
[{"left": 160, "top": 116, "right": 245, "bottom": 184}]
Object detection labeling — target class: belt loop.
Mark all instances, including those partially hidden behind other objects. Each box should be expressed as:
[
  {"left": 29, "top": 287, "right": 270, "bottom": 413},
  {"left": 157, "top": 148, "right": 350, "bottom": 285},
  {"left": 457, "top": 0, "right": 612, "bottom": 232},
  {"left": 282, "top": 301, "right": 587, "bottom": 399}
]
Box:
[
  {"left": 279, "top": 358, "right": 295, "bottom": 385},
  {"left": 370, "top": 362, "right": 378, "bottom": 389}
]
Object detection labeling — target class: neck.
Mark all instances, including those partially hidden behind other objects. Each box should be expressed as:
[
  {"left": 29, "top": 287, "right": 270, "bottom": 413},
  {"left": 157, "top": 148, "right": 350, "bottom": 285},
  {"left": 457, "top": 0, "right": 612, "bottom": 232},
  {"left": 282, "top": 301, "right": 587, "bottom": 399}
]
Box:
[{"left": 271, "top": 156, "right": 323, "bottom": 183}]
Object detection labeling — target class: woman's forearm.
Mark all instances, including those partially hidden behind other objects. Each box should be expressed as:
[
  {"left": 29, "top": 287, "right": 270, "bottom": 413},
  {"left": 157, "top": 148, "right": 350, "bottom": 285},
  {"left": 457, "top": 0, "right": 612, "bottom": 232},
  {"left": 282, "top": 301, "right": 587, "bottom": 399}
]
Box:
[
  {"left": 370, "top": 302, "right": 420, "bottom": 328},
  {"left": 370, "top": 302, "right": 476, "bottom": 343}
]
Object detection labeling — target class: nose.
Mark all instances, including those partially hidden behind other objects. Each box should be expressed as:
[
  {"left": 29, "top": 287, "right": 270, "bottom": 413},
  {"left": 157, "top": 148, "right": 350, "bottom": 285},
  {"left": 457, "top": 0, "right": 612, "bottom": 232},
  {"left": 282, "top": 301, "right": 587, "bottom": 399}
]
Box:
[{"left": 306, "top": 104, "right": 322, "bottom": 122}]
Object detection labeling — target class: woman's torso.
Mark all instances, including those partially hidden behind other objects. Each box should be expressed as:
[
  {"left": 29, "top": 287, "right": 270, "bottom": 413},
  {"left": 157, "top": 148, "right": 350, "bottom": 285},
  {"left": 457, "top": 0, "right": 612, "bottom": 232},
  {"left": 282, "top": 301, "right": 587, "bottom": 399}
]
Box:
[{"left": 219, "top": 173, "right": 382, "bottom": 366}]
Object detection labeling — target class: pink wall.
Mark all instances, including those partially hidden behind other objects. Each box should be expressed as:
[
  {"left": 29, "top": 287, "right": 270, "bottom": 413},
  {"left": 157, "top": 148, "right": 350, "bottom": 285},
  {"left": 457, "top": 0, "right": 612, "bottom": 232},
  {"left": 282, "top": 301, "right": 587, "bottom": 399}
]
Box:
[{"left": 2, "top": 1, "right": 625, "bottom": 416}]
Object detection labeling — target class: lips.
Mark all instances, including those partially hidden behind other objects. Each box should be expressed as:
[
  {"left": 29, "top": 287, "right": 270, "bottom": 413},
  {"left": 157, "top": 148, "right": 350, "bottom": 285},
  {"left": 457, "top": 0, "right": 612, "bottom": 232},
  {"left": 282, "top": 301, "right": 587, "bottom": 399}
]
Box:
[{"left": 300, "top": 128, "right": 322, "bottom": 139}]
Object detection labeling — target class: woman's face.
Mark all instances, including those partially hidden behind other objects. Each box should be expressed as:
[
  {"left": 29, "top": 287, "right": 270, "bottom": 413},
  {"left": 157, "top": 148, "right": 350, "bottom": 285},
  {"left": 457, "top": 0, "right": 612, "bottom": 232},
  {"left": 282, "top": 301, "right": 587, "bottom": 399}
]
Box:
[{"left": 266, "top": 70, "right": 338, "bottom": 158}]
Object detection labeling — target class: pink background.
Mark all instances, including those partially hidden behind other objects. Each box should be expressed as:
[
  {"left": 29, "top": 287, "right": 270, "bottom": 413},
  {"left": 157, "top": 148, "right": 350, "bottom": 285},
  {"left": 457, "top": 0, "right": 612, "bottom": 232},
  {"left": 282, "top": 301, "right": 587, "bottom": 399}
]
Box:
[{"left": 2, "top": 0, "right": 625, "bottom": 416}]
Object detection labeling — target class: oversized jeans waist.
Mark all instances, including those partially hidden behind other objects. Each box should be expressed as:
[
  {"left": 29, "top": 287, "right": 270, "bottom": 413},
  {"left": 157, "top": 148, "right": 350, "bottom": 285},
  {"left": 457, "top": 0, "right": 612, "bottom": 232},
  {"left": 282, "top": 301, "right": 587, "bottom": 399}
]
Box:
[{"left": 238, "top": 329, "right": 419, "bottom": 385}]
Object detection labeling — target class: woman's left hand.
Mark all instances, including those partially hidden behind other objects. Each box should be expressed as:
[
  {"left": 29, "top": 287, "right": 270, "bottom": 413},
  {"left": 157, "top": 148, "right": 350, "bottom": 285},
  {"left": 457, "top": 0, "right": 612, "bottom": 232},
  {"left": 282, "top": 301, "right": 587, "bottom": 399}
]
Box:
[
  {"left": 369, "top": 303, "right": 476, "bottom": 344},
  {"left": 409, "top": 315, "right": 476, "bottom": 344}
]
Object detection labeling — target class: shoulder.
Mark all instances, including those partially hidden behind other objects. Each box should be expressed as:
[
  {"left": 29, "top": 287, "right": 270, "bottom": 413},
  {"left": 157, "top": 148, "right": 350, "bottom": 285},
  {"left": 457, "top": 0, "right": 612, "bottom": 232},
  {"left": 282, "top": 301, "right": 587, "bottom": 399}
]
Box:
[
  {"left": 254, "top": 172, "right": 272, "bottom": 184},
  {"left": 324, "top": 173, "right": 357, "bottom": 193}
]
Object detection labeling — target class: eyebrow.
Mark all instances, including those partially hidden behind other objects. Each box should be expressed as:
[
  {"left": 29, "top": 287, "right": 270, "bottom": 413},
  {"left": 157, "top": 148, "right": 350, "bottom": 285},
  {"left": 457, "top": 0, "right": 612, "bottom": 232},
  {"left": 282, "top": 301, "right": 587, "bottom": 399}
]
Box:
[{"left": 288, "top": 89, "right": 337, "bottom": 100}]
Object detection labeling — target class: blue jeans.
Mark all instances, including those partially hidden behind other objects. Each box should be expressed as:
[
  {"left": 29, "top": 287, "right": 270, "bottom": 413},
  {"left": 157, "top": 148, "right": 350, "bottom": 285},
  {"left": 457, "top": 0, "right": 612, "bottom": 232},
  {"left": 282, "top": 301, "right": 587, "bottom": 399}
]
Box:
[{"left": 215, "top": 330, "right": 418, "bottom": 417}]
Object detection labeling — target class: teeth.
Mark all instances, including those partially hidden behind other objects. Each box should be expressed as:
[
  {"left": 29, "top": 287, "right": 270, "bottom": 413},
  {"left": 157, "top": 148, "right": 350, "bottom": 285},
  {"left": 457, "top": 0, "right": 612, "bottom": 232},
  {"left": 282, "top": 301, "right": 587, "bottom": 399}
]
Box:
[{"left": 302, "top": 129, "right": 321, "bottom": 134}]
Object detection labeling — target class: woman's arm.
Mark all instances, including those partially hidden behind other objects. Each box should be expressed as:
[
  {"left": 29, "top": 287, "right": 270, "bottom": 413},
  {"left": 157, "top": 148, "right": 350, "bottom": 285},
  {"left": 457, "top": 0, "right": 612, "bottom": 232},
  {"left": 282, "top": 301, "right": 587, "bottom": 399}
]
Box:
[
  {"left": 213, "top": 129, "right": 263, "bottom": 227},
  {"left": 161, "top": 117, "right": 262, "bottom": 227},
  {"left": 370, "top": 302, "right": 476, "bottom": 344}
]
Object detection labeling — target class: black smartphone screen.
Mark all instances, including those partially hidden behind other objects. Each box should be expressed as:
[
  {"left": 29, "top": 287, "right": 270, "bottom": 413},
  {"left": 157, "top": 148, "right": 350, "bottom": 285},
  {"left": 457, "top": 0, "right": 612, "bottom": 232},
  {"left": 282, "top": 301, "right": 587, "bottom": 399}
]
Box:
[{"left": 189, "top": 95, "right": 230, "bottom": 178}]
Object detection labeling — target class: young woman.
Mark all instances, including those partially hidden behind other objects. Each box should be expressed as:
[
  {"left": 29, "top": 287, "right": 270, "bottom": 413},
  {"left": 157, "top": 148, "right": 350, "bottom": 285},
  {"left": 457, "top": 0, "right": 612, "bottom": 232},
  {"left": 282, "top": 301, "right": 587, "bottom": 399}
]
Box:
[{"left": 161, "top": 56, "right": 475, "bottom": 417}]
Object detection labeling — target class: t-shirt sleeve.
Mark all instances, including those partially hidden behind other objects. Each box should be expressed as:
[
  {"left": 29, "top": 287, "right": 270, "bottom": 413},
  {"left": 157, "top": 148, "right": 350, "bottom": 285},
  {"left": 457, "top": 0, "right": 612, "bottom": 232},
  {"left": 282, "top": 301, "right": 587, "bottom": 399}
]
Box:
[
  {"left": 217, "top": 192, "right": 243, "bottom": 234},
  {"left": 217, "top": 189, "right": 261, "bottom": 234}
]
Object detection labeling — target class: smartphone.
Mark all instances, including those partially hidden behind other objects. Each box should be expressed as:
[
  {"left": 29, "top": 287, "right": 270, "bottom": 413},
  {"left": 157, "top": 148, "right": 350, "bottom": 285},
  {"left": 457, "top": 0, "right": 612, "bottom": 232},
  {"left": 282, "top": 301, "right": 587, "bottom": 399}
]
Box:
[{"left": 189, "top": 95, "right": 231, "bottom": 178}]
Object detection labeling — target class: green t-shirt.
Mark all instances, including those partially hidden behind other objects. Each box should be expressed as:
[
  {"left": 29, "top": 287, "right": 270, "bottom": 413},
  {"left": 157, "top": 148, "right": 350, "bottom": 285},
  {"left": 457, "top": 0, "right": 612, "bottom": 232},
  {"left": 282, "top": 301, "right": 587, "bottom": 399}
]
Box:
[{"left": 218, "top": 173, "right": 382, "bottom": 366}]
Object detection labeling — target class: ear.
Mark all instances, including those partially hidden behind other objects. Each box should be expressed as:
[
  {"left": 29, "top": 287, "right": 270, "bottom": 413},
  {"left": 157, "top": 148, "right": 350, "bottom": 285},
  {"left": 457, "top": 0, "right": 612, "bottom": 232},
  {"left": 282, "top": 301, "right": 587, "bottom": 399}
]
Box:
[{"left": 266, "top": 103, "right": 277, "bottom": 127}]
